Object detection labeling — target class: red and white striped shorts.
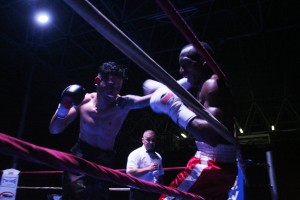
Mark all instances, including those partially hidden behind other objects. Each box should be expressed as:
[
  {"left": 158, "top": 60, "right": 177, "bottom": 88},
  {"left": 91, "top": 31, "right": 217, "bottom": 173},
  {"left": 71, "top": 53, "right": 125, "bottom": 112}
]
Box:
[{"left": 159, "top": 142, "right": 237, "bottom": 200}]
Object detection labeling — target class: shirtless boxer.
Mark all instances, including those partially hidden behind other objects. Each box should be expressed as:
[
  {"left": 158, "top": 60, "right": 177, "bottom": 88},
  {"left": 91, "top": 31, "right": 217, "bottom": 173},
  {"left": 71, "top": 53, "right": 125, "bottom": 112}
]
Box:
[
  {"left": 49, "top": 61, "right": 150, "bottom": 200},
  {"left": 146, "top": 43, "right": 237, "bottom": 199}
]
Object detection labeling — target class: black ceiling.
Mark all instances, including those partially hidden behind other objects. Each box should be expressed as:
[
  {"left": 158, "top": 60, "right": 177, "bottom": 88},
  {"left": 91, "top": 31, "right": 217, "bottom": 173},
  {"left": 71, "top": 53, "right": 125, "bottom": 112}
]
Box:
[{"left": 1, "top": 0, "right": 300, "bottom": 153}]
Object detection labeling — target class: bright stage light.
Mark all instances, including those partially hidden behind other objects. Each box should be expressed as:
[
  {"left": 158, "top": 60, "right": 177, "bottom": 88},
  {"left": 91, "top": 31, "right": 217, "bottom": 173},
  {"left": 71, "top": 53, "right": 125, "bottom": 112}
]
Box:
[
  {"left": 34, "top": 11, "right": 51, "bottom": 25},
  {"left": 180, "top": 133, "right": 187, "bottom": 138},
  {"left": 239, "top": 128, "right": 244, "bottom": 134},
  {"left": 271, "top": 125, "right": 275, "bottom": 131}
]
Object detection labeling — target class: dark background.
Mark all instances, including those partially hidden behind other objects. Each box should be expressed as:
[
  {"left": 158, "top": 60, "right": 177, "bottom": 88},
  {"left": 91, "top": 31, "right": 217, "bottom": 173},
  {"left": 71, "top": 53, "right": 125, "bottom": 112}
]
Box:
[{"left": 1, "top": 0, "right": 300, "bottom": 199}]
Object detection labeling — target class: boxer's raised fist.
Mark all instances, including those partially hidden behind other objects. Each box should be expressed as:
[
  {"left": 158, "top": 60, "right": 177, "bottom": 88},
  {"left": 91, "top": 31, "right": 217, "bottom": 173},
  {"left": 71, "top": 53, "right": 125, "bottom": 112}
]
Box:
[
  {"left": 61, "top": 84, "right": 86, "bottom": 108},
  {"left": 56, "top": 84, "right": 85, "bottom": 119}
]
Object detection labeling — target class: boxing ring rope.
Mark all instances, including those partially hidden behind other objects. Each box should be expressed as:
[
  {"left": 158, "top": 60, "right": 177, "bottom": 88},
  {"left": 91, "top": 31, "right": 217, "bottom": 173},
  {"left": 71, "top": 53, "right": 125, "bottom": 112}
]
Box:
[
  {"left": 2, "top": 167, "right": 186, "bottom": 192},
  {"left": 0, "top": 1, "right": 242, "bottom": 199},
  {"left": 62, "top": 0, "right": 238, "bottom": 148},
  {"left": 155, "top": 0, "right": 227, "bottom": 81},
  {"left": 154, "top": 0, "right": 249, "bottom": 185},
  {"left": 62, "top": 0, "right": 247, "bottom": 185},
  {"left": 0, "top": 133, "right": 204, "bottom": 200},
  {"left": 11, "top": 167, "right": 185, "bottom": 175}
]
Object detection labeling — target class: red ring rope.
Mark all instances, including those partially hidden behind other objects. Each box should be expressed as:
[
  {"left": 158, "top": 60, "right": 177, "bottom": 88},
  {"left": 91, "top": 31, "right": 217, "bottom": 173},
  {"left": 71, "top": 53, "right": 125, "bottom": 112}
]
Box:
[
  {"left": 1, "top": 167, "right": 185, "bottom": 176},
  {"left": 154, "top": 0, "right": 249, "bottom": 185},
  {"left": 155, "top": 0, "right": 227, "bottom": 81},
  {"left": 63, "top": 0, "right": 238, "bottom": 156},
  {"left": 0, "top": 132, "right": 204, "bottom": 200}
]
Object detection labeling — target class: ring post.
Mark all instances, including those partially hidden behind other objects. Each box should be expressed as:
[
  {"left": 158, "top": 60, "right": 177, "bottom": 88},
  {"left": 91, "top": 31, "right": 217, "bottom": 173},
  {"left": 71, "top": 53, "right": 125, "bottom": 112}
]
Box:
[{"left": 0, "top": 168, "right": 20, "bottom": 200}]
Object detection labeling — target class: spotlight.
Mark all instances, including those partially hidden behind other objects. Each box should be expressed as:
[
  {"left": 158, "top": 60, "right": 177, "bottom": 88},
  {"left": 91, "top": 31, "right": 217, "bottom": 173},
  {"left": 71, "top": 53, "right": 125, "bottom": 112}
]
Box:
[
  {"left": 34, "top": 11, "right": 51, "bottom": 25},
  {"left": 180, "top": 133, "right": 187, "bottom": 138},
  {"left": 271, "top": 125, "right": 275, "bottom": 131},
  {"left": 239, "top": 128, "right": 244, "bottom": 134}
]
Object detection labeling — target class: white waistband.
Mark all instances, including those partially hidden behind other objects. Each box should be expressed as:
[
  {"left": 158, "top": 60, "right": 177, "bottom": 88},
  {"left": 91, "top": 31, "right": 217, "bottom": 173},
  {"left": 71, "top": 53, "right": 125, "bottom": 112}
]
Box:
[{"left": 195, "top": 141, "right": 237, "bottom": 163}]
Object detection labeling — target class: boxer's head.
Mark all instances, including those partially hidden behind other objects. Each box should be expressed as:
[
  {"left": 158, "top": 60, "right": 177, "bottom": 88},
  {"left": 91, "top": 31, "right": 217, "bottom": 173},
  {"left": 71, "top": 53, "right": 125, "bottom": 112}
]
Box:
[{"left": 179, "top": 42, "right": 214, "bottom": 85}]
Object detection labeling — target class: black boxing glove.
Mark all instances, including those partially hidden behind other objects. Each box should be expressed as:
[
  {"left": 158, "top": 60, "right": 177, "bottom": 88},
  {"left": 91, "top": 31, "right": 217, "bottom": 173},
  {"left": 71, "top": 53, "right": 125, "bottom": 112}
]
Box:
[{"left": 55, "top": 84, "right": 86, "bottom": 119}]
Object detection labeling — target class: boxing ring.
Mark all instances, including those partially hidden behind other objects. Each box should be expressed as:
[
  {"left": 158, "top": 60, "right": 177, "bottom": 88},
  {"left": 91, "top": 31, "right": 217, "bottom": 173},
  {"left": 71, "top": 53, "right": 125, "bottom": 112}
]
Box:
[
  {"left": 62, "top": 0, "right": 238, "bottom": 147},
  {"left": 0, "top": 133, "right": 203, "bottom": 200},
  {"left": 1, "top": 0, "right": 246, "bottom": 199},
  {"left": 1, "top": 168, "right": 186, "bottom": 198}
]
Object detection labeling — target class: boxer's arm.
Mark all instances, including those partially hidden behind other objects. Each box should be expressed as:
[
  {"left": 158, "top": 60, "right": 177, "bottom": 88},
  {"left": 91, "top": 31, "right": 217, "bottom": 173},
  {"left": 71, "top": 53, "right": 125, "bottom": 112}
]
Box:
[
  {"left": 143, "top": 78, "right": 191, "bottom": 95},
  {"left": 116, "top": 94, "right": 151, "bottom": 109},
  {"left": 149, "top": 86, "right": 196, "bottom": 130},
  {"left": 49, "top": 107, "right": 79, "bottom": 134},
  {"left": 49, "top": 84, "right": 86, "bottom": 134}
]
